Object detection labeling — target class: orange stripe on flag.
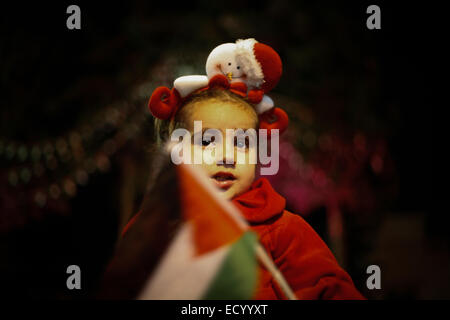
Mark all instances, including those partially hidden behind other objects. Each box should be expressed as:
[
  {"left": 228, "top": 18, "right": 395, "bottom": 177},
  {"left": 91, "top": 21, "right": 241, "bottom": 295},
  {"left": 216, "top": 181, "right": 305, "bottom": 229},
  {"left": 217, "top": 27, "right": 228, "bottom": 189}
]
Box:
[{"left": 177, "top": 164, "right": 244, "bottom": 256}]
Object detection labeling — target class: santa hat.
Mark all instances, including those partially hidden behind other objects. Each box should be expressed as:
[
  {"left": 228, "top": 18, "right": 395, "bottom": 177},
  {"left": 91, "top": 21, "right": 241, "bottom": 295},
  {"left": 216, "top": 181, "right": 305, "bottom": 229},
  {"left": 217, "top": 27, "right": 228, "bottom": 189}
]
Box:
[{"left": 235, "top": 38, "right": 282, "bottom": 93}]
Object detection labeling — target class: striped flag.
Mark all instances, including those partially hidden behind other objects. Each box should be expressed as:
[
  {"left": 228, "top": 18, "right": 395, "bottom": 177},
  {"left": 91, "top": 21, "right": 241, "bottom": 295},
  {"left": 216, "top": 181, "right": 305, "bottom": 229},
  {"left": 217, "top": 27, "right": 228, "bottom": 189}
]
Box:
[
  {"left": 138, "top": 163, "right": 259, "bottom": 299},
  {"left": 99, "top": 149, "right": 295, "bottom": 300}
]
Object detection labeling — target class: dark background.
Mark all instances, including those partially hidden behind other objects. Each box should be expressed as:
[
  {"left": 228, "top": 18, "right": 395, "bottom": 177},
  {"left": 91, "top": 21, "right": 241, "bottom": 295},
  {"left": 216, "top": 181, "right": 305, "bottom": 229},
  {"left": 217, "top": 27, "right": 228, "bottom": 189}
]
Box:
[{"left": 0, "top": 1, "right": 439, "bottom": 299}]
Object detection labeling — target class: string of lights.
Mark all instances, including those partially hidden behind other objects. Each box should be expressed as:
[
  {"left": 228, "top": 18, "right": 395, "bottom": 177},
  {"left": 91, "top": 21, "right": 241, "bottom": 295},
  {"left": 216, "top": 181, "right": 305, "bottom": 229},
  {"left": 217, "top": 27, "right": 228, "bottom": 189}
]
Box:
[{"left": 0, "top": 89, "right": 151, "bottom": 210}]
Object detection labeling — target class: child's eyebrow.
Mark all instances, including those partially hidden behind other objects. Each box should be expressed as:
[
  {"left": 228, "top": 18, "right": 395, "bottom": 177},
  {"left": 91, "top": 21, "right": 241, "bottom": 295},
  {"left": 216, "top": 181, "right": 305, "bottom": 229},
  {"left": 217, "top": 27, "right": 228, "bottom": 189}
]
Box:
[
  {"left": 200, "top": 127, "right": 255, "bottom": 132},
  {"left": 190, "top": 127, "right": 257, "bottom": 137},
  {"left": 202, "top": 127, "right": 217, "bottom": 132}
]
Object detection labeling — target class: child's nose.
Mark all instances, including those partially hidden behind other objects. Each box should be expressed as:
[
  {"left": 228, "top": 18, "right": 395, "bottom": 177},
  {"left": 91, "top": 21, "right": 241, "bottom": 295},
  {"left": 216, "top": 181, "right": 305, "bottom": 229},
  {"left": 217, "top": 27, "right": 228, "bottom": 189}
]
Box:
[
  {"left": 217, "top": 143, "right": 236, "bottom": 168},
  {"left": 217, "top": 160, "right": 235, "bottom": 169}
]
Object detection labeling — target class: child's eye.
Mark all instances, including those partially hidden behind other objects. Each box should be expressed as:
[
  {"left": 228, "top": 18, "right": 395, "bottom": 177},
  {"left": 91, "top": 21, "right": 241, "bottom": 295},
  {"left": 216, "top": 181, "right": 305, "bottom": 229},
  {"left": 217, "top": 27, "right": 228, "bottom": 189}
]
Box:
[
  {"left": 234, "top": 136, "right": 249, "bottom": 149},
  {"left": 202, "top": 136, "right": 215, "bottom": 147}
]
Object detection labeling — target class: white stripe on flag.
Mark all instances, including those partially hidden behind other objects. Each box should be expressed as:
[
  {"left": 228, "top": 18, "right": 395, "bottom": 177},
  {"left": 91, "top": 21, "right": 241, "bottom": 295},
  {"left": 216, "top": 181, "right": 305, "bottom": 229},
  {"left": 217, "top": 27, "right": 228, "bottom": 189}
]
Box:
[{"left": 138, "top": 222, "right": 230, "bottom": 300}]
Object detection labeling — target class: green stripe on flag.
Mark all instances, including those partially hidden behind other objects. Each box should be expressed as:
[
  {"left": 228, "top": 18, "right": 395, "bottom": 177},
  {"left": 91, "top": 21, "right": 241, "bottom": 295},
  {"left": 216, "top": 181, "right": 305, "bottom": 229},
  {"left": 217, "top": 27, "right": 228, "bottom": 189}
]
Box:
[{"left": 202, "top": 231, "right": 258, "bottom": 300}]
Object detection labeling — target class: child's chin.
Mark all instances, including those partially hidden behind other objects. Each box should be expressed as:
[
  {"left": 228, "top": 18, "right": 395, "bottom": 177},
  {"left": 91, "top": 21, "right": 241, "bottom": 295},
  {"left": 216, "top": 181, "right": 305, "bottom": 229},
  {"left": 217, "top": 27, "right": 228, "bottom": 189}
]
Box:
[
  {"left": 217, "top": 183, "right": 247, "bottom": 200},
  {"left": 217, "top": 185, "right": 239, "bottom": 200},
  {"left": 218, "top": 188, "right": 234, "bottom": 200}
]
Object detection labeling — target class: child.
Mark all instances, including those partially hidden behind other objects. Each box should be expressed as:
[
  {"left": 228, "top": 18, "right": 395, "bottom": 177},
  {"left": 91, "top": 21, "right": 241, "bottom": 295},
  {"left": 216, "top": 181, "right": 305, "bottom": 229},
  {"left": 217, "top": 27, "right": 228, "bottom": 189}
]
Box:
[{"left": 124, "top": 39, "right": 365, "bottom": 300}]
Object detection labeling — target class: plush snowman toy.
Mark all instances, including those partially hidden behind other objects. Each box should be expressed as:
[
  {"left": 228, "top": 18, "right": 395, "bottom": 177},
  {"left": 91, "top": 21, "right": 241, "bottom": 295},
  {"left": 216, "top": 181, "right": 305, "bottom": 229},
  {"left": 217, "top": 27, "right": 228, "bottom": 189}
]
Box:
[
  {"left": 173, "top": 38, "right": 282, "bottom": 115},
  {"left": 205, "top": 43, "right": 249, "bottom": 84}
]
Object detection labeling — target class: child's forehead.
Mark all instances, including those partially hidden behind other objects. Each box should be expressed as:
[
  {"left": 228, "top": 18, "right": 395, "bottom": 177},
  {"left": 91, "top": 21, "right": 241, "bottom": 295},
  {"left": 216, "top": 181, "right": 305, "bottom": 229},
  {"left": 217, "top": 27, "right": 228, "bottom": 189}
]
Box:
[
  {"left": 200, "top": 127, "right": 256, "bottom": 134},
  {"left": 187, "top": 100, "right": 258, "bottom": 129}
]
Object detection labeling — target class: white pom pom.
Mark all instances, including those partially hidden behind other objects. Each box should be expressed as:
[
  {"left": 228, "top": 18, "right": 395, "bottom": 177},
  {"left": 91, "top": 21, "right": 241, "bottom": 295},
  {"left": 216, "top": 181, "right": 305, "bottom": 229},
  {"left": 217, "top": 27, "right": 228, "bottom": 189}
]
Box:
[{"left": 255, "top": 95, "right": 274, "bottom": 114}]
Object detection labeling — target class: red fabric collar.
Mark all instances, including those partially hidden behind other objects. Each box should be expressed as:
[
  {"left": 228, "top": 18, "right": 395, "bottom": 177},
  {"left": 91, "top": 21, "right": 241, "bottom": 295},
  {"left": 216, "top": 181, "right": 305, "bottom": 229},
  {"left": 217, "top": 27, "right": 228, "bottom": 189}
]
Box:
[{"left": 232, "top": 177, "right": 286, "bottom": 224}]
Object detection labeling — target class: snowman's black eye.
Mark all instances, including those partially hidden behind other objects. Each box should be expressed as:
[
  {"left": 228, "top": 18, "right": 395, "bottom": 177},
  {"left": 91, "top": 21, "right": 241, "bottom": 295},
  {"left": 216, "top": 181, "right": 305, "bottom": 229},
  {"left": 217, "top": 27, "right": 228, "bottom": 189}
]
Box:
[
  {"left": 237, "top": 66, "right": 240, "bottom": 70},
  {"left": 228, "top": 62, "right": 231, "bottom": 66}
]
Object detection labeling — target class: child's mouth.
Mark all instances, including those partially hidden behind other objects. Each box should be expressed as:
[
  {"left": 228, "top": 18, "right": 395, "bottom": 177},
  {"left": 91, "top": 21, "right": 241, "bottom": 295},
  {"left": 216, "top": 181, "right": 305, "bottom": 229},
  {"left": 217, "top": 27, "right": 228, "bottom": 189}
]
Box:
[{"left": 211, "top": 172, "right": 236, "bottom": 190}]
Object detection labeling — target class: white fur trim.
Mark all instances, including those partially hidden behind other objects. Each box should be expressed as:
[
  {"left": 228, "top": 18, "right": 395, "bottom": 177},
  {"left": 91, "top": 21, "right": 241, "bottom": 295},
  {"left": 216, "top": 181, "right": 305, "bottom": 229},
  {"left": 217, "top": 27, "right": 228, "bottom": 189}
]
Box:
[
  {"left": 174, "top": 75, "right": 209, "bottom": 98},
  {"left": 255, "top": 95, "right": 274, "bottom": 114},
  {"left": 235, "top": 38, "right": 264, "bottom": 89}
]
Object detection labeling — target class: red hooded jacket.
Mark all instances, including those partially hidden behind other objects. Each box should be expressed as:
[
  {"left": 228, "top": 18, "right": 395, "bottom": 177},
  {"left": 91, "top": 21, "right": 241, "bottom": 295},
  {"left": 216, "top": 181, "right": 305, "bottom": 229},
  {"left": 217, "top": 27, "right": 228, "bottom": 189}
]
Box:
[{"left": 232, "top": 177, "right": 365, "bottom": 300}]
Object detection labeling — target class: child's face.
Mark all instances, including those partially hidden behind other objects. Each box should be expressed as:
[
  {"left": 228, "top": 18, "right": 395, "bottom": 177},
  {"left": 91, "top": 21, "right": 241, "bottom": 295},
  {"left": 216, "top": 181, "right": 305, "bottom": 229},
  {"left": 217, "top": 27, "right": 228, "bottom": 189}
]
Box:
[{"left": 185, "top": 99, "right": 258, "bottom": 200}]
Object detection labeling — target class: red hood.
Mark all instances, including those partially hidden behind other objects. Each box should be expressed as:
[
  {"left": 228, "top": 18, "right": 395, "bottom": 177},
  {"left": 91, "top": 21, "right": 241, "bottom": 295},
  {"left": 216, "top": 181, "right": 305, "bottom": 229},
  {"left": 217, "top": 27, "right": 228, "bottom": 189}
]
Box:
[{"left": 232, "top": 177, "right": 286, "bottom": 224}]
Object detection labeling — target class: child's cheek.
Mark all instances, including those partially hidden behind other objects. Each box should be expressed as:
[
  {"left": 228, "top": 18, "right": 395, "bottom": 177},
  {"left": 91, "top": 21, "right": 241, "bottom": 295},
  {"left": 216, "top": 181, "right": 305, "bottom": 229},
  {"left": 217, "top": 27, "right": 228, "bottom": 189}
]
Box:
[
  {"left": 202, "top": 145, "right": 218, "bottom": 165},
  {"left": 189, "top": 144, "right": 218, "bottom": 165},
  {"left": 236, "top": 163, "right": 256, "bottom": 191}
]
